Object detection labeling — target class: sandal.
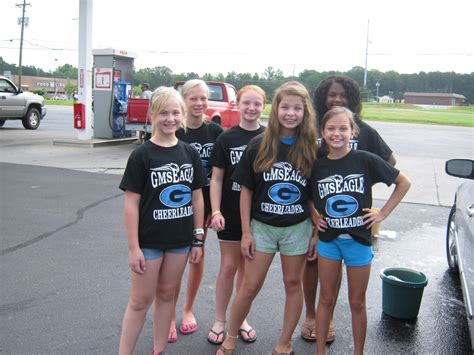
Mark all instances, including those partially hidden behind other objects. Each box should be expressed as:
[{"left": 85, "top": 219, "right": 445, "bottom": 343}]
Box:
[
  {"left": 239, "top": 327, "right": 257, "bottom": 343},
  {"left": 300, "top": 320, "right": 316, "bottom": 342},
  {"left": 179, "top": 319, "right": 198, "bottom": 335},
  {"left": 208, "top": 329, "right": 225, "bottom": 345},
  {"left": 216, "top": 344, "right": 235, "bottom": 355},
  {"left": 326, "top": 321, "right": 336, "bottom": 343},
  {"left": 167, "top": 325, "right": 177, "bottom": 343}
]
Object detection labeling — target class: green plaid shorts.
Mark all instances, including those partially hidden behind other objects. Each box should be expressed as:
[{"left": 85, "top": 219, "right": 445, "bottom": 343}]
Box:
[{"left": 250, "top": 218, "right": 313, "bottom": 256}]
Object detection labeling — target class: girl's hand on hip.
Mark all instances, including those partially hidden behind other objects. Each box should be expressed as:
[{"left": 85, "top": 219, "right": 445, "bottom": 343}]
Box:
[
  {"left": 362, "top": 208, "right": 386, "bottom": 228},
  {"left": 316, "top": 215, "right": 328, "bottom": 232},
  {"left": 128, "top": 248, "right": 146, "bottom": 274},
  {"left": 241, "top": 232, "right": 256, "bottom": 259},
  {"left": 210, "top": 214, "right": 225, "bottom": 232},
  {"left": 190, "top": 247, "right": 203, "bottom": 264}
]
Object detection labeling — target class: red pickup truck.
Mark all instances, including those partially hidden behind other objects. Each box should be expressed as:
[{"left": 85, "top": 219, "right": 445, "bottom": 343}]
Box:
[{"left": 125, "top": 81, "right": 240, "bottom": 135}]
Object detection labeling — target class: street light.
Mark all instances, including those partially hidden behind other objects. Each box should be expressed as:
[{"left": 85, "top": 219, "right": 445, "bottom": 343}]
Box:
[{"left": 376, "top": 81, "right": 380, "bottom": 98}]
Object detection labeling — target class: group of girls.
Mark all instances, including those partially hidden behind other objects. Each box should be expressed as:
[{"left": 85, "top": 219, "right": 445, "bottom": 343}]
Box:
[{"left": 118, "top": 76, "right": 411, "bottom": 355}]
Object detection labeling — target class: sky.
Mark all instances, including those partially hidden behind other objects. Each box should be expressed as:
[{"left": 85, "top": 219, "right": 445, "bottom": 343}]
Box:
[{"left": 2, "top": 0, "right": 473, "bottom": 77}]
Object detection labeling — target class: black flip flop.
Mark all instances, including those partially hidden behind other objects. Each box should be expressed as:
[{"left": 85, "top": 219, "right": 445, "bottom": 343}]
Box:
[
  {"left": 239, "top": 328, "right": 257, "bottom": 343},
  {"left": 207, "top": 328, "right": 224, "bottom": 345}
]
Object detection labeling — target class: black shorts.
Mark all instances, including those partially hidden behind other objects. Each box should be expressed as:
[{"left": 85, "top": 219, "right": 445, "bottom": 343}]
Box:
[
  {"left": 217, "top": 229, "right": 242, "bottom": 242},
  {"left": 202, "top": 186, "right": 211, "bottom": 217}
]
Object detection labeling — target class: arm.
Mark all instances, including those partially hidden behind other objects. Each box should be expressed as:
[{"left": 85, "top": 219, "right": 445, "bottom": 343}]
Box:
[
  {"left": 363, "top": 171, "right": 411, "bottom": 228},
  {"left": 308, "top": 199, "right": 327, "bottom": 232},
  {"left": 240, "top": 185, "right": 256, "bottom": 259},
  {"left": 190, "top": 188, "right": 205, "bottom": 264},
  {"left": 209, "top": 167, "right": 225, "bottom": 231},
  {"left": 124, "top": 191, "right": 145, "bottom": 274},
  {"left": 306, "top": 200, "right": 322, "bottom": 261}
]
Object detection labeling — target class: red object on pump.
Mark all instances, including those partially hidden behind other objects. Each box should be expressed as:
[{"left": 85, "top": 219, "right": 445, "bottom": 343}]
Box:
[{"left": 73, "top": 103, "right": 85, "bottom": 129}]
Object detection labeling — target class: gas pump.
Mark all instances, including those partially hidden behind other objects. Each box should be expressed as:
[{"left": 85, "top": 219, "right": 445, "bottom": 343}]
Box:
[
  {"left": 92, "top": 49, "right": 136, "bottom": 139},
  {"left": 112, "top": 81, "right": 132, "bottom": 137}
]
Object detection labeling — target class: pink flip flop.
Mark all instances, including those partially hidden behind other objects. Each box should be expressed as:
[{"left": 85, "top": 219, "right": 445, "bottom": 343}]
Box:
[{"left": 179, "top": 320, "right": 198, "bottom": 335}]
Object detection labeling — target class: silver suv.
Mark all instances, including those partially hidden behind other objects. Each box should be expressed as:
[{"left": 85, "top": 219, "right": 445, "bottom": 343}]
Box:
[{"left": 0, "top": 76, "right": 47, "bottom": 129}]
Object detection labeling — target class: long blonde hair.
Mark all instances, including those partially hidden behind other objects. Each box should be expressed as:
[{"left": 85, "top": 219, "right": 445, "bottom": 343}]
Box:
[
  {"left": 149, "top": 87, "right": 185, "bottom": 137},
  {"left": 253, "top": 81, "right": 317, "bottom": 178}
]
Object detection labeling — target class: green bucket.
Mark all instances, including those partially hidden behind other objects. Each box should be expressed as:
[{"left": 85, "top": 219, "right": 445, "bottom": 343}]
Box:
[{"left": 380, "top": 267, "right": 428, "bottom": 319}]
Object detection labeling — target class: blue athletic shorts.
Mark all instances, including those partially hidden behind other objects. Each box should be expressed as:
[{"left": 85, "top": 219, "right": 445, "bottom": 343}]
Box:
[
  {"left": 317, "top": 234, "right": 373, "bottom": 267},
  {"left": 141, "top": 247, "right": 191, "bottom": 261}
]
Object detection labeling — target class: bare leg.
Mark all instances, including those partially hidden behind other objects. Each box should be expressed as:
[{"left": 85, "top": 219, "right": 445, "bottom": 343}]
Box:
[
  {"left": 315, "top": 257, "right": 342, "bottom": 355},
  {"left": 273, "top": 253, "right": 307, "bottom": 354},
  {"left": 346, "top": 264, "right": 371, "bottom": 355},
  {"left": 119, "top": 259, "right": 162, "bottom": 355},
  {"left": 209, "top": 241, "right": 240, "bottom": 343},
  {"left": 180, "top": 249, "right": 205, "bottom": 332},
  {"left": 152, "top": 253, "right": 189, "bottom": 353},
  {"left": 217, "top": 252, "right": 274, "bottom": 354},
  {"left": 302, "top": 259, "right": 318, "bottom": 340}
]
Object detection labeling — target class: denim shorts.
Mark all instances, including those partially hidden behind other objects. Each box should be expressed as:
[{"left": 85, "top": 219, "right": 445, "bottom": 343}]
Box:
[
  {"left": 141, "top": 247, "right": 191, "bottom": 260},
  {"left": 250, "top": 218, "right": 313, "bottom": 256},
  {"left": 317, "top": 234, "right": 373, "bottom": 267}
]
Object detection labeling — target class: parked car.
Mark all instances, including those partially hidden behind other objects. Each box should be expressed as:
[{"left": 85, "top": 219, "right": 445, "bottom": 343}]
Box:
[
  {"left": 173, "top": 81, "right": 240, "bottom": 130},
  {"left": 52, "top": 94, "right": 68, "bottom": 100},
  {"left": 445, "top": 158, "right": 474, "bottom": 349},
  {"left": 0, "top": 76, "right": 47, "bottom": 129}
]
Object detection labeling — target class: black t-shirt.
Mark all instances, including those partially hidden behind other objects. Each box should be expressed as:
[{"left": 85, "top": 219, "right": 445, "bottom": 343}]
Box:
[
  {"left": 232, "top": 135, "right": 311, "bottom": 227},
  {"left": 317, "top": 119, "right": 393, "bottom": 161},
  {"left": 209, "top": 125, "right": 265, "bottom": 231},
  {"left": 176, "top": 122, "right": 224, "bottom": 182},
  {"left": 351, "top": 120, "right": 393, "bottom": 161},
  {"left": 119, "top": 140, "right": 207, "bottom": 249},
  {"left": 310, "top": 149, "right": 399, "bottom": 246}
]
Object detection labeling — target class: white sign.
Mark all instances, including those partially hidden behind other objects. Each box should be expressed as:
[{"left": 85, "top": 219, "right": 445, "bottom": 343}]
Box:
[{"left": 93, "top": 68, "right": 113, "bottom": 91}]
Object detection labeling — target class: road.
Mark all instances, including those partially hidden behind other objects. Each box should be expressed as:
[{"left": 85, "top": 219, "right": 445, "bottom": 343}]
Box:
[{"left": 0, "top": 105, "right": 473, "bottom": 353}]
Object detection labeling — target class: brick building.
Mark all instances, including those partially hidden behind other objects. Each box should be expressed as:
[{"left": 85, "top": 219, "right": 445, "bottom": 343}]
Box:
[
  {"left": 9, "top": 75, "right": 78, "bottom": 99},
  {"left": 404, "top": 92, "right": 465, "bottom": 106}
]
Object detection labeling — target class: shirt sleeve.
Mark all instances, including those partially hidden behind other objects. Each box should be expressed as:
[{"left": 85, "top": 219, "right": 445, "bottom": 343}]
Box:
[
  {"left": 231, "top": 144, "right": 256, "bottom": 190},
  {"left": 209, "top": 135, "right": 226, "bottom": 168},
  {"left": 363, "top": 123, "right": 393, "bottom": 161},
  {"left": 366, "top": 152, "right": 399, "bottom": 186},
  {"left": 119, "top": 148, "right": 147, "bottom": 194}
]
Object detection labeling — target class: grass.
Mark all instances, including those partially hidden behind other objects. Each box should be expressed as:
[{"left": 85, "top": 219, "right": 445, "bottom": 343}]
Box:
[
  {"left": 260, "top": 103, "right": 473, "bottom": 127},
  {"left": 45, "top": 99, "right": 74, "bottom": 106},
  {"left": 361, "top": 103, "right": 473, "bottom": 127}
]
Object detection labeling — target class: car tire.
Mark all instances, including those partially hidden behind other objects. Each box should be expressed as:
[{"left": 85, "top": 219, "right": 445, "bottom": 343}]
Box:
[
  {"left": 0, "top": 120, "right": 5, "bottom": 127},
  {"left": 446, "top": 205, "right": 458, "bottom": 272},
  {"left": 211, "top": 116, "right": 221, "bottom": 125},
  {"left": 22, "top": 108, "right": 41, "bottom": 129}
]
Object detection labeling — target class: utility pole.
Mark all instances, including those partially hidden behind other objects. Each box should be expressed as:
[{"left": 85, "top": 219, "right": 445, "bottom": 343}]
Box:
[
  {"left": 16, "top": 0, "right": 31, "bottom": 90},
  {"left": 363, "top": 19, "right": 370, "bottom": 89}
]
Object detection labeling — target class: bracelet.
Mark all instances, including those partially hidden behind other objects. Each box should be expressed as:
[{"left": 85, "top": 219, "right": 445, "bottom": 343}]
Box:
[
  {"left": 192, "top": 236, "right": 205, "bottom": 247},
  {"left": 193, "top": 228, "right": 205, "bottom": 236},
  {"left": 211, "top": 210, "right": 222, "bottom": 218}
]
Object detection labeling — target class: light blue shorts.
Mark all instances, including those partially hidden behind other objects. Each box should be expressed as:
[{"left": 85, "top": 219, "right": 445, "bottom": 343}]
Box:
[
  {"left": 141, "top": 247, "right": 191, "bottom": 261},
  {"left": 250, "top": 218, "right": 313, "bottom": 256},
  {"left": 317, "top": 234, "right": 373, "bottom": 267}
]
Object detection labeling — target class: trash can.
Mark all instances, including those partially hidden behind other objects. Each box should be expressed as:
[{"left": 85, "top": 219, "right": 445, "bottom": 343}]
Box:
[{"left": 380, "top": 267, "right": 428, "bottom": 319}]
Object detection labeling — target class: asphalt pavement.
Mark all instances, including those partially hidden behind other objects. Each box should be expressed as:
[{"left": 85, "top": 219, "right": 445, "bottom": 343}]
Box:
[{"left": 1, "top": 106, "right": 473, "bottom": 354}]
